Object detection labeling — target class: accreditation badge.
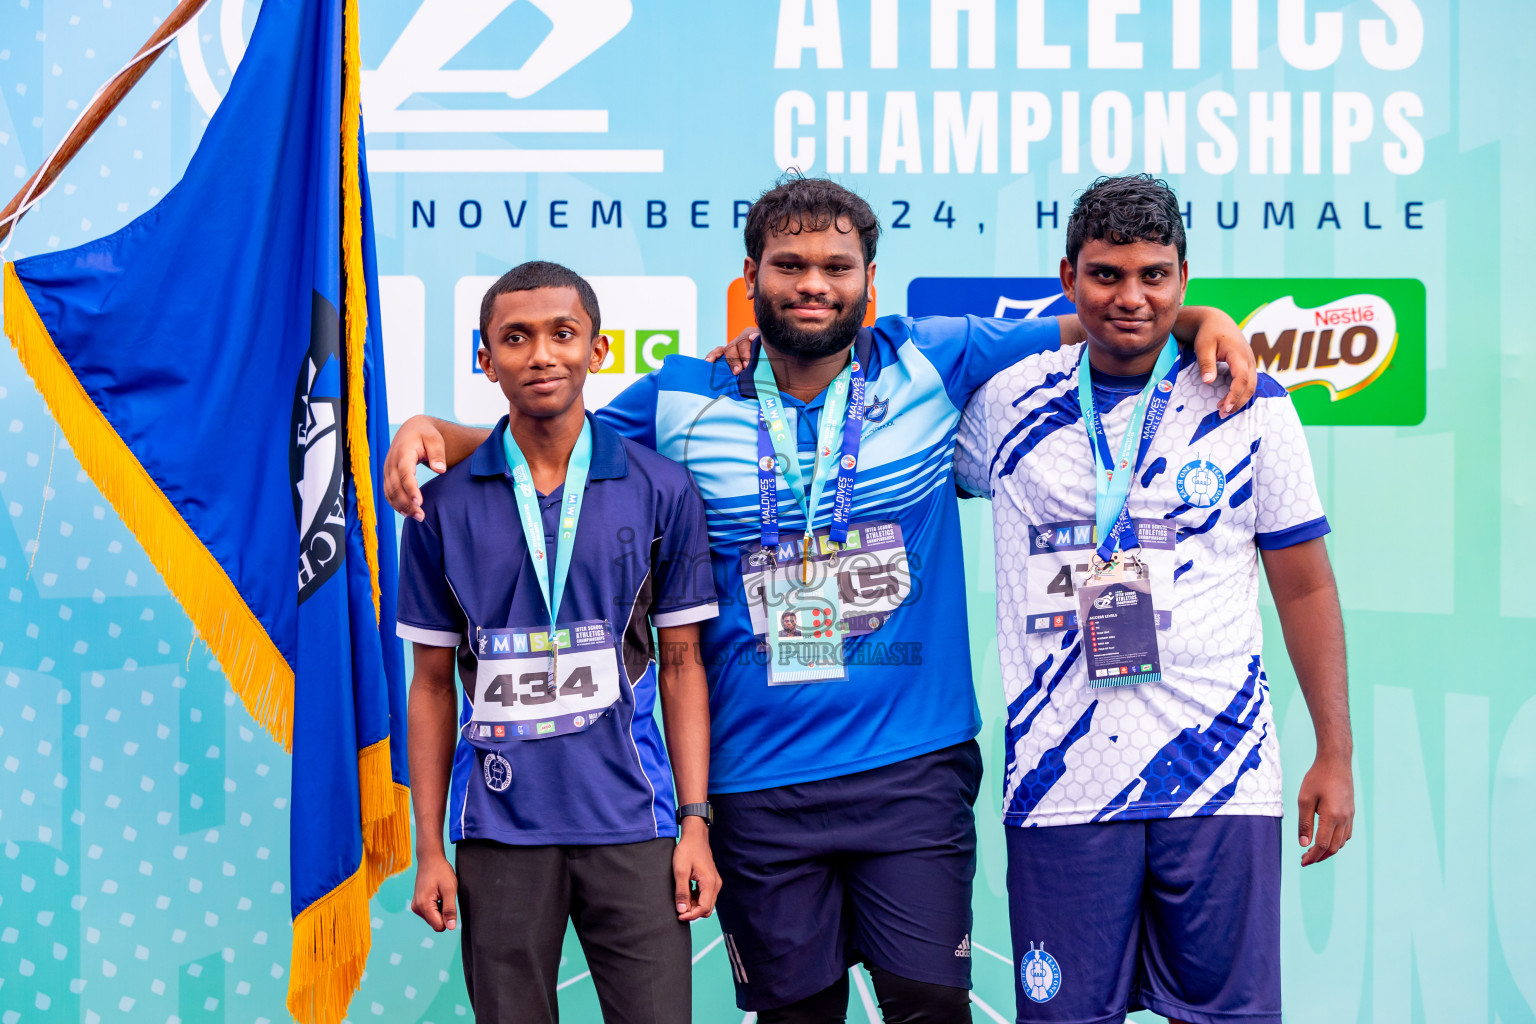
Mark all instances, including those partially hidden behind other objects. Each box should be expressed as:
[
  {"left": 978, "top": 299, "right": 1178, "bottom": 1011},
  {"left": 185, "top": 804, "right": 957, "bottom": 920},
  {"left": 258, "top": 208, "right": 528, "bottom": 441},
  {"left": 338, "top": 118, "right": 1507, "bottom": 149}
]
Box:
[
  {"left": 467, "top": 619, "right": 621, "bottom": 741},
  {"left": 764, "top": 571, "right": 847, "bottom": 685},
  {"left": 1075, "top": 555, "right": 1164, "bottom": 688}
]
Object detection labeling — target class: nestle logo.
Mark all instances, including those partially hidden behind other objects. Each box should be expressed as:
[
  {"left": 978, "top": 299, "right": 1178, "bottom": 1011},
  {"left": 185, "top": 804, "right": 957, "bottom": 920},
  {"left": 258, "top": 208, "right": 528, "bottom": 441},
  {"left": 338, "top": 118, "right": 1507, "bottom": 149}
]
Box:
[{"left": 1314, "top": 305, "right": 1374, "bottom": 326}]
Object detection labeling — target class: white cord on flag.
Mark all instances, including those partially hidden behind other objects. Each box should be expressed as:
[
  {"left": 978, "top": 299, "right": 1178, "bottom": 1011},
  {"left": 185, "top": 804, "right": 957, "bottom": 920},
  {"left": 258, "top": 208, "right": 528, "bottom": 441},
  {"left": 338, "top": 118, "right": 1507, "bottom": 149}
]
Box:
[{"left": 0, "top": 31, "right": 179, "bottom": 254}]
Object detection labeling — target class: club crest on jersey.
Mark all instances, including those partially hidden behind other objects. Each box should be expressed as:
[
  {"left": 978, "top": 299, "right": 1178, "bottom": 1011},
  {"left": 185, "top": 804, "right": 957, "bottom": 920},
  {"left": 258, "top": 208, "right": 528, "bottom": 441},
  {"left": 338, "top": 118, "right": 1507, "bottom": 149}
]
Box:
[
  {"left": 864, "top": 395, "right": 889, "bottom": 422},
  {"left": 482, "top": 752, "right": 512, "bottom": 792},
  {"left": 1176, "top": 458, "right": 1227, "bottom": 508},
  {"left": 1020, "top": 943, "right": 1061, "bottom": 1003}
]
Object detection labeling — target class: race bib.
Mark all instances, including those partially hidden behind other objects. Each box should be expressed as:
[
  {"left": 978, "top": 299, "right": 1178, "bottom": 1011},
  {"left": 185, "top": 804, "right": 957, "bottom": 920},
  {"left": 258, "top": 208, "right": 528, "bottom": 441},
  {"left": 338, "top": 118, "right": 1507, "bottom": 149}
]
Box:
[
  {"left": 468, "top": 619, "right": 621, "bottom": 741},
  {"left": 741, "top": 521, "right": 912, "bottom": 685},
  {"left": 741, "top": 520, "right": 912, "bottom": 640},
  {"left": 1022, "top": 519, "right": 1175, "bottom": 633}
]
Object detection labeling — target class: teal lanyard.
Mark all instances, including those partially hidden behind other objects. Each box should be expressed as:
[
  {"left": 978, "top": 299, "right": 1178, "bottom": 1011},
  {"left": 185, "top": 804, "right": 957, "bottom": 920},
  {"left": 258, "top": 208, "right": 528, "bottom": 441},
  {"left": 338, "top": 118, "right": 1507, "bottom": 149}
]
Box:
[
  {"left": 754, "top": 353, "right": 854, "bottom": 536},
  {"left": 503, "top": 418, "right": 593, "bottom": 638},
  {"left": 1075, "top": 339, "right": 1178, "bottom": 561}
]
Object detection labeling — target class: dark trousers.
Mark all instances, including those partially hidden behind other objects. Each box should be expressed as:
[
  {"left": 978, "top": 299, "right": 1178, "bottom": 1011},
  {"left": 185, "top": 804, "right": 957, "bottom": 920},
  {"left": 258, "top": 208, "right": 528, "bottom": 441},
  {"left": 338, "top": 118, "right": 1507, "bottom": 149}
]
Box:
[{"left": 456, "top": 837, "right": 692, "bottom": 1024}]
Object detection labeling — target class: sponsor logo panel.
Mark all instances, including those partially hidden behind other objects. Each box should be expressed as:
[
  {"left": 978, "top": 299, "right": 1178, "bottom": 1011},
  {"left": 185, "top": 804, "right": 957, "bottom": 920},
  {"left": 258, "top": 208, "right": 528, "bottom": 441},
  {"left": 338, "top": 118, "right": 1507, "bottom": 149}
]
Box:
[
  {"left": 908, "top": 276, "right": 1425, "bottom": 425},
  {"left": 1184, "top": 278, "right": 1426, "bottom": 425}
]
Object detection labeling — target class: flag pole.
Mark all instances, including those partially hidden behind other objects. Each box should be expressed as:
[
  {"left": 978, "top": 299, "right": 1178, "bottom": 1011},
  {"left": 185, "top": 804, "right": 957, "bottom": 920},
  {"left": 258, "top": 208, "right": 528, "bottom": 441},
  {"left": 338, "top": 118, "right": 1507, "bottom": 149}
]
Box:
[{"left": 0, "top": 0, "right": 212, "bottom": 247}]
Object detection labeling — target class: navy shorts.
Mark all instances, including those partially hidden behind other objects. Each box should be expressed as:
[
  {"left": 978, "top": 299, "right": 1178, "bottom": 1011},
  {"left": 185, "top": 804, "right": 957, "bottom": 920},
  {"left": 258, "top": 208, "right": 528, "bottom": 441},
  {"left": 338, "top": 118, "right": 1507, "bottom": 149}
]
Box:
[
  {"left": 1006, "top": 815, "right": 1281, "bottom": 1024},
  {"left": 710, "top": 741, "right": 983, "bottom": 1011}
]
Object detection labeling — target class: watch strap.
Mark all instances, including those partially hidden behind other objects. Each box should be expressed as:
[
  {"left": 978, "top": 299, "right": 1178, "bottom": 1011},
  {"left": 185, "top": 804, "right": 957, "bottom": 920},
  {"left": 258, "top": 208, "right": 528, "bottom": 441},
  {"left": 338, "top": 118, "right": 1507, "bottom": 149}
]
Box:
[{"left": 677, "top": 801, "right": 713, "bottom": 826}]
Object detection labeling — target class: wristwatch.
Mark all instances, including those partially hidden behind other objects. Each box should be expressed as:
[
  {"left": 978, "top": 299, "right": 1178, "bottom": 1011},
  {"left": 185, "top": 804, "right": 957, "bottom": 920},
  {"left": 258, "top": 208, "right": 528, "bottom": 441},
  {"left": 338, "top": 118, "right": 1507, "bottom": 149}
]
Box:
[{"left": 677, "top": 802, "right": 713, "bottom": 827}]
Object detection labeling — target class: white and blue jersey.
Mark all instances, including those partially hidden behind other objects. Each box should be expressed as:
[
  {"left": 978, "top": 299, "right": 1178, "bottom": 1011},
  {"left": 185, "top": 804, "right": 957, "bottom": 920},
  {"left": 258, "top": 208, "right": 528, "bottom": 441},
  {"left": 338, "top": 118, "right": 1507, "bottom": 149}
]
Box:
[
  {"left": 956, "top": 348, "right": 1329, "bottom": 827},
  {"left": 397, "top": 414, "right": 718, "bottom": 845},
  {"left": 600, "top": 313, "right": 1062, "bottom": 793}
]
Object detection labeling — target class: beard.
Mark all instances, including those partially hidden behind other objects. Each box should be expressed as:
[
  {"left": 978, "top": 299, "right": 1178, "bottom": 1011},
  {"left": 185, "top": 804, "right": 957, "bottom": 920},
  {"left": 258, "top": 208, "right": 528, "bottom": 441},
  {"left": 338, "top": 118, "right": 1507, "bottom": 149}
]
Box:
[{"left": 754, "top": 289, "right": 869, "bottom": 360}]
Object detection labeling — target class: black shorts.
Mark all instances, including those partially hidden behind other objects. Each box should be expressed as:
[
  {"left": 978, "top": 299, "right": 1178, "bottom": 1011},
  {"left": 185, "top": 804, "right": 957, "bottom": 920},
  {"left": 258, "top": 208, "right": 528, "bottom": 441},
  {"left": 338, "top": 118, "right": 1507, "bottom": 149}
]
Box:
[{"left": 709, "top": 741, "right": 983, "bottom": 1011}]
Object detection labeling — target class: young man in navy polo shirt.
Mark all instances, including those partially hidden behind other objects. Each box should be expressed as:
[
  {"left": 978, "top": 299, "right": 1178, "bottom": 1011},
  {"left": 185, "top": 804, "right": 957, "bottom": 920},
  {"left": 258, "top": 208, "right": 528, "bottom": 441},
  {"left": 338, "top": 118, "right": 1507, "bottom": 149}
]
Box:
[{"left": 397, "top": 261, "right": 722, "bottom": 1024}]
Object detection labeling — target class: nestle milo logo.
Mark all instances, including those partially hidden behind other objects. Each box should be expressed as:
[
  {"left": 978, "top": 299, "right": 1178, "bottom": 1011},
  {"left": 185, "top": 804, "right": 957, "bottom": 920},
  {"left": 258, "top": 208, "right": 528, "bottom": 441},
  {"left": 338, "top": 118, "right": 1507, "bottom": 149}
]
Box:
[
  {"left": 1245, "top": 294, "right": 1395, "bottom": 401},
  {"left": 1184, "top": 278, "right": 1425, "bottom": 426}
]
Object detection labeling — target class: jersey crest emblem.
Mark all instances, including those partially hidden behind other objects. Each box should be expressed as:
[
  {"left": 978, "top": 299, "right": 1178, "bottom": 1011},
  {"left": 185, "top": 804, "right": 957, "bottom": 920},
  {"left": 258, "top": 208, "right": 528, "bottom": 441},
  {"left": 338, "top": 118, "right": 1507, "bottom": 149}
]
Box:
[
  {"left": 863, "top": 395, "right": 889, "bottom": 422},
  {"left": 1176, "top": 458, "right": 1227, "bottom": 508},
  {"left": 1020, "top": 943, "right": 1061, "bottom": 1003}
]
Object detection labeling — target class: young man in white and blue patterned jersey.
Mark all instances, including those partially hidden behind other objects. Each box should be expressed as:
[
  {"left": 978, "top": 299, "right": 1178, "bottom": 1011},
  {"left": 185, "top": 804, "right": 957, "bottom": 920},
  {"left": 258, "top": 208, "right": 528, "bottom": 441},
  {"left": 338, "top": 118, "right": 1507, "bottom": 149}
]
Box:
[
  {"left": 955, "top": 175, "right": 1354, "bottom": 1024},
  {"left": 383, "top": 176, "right": 1258, "bottom": 1024}
]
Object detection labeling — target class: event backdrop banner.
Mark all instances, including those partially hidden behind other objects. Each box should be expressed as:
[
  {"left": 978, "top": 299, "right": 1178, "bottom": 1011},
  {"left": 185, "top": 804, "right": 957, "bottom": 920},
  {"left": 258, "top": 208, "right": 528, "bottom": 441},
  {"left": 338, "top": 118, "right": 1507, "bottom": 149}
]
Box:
[{"left": 1, "top": 2, "right": 1532, "bottom": 1023}]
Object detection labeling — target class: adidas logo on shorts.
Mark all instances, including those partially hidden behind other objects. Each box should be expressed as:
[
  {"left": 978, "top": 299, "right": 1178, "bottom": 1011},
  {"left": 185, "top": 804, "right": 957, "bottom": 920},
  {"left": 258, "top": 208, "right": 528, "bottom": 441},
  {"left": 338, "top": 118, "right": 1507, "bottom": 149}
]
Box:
[{"left": 954, "top": 935, "right": 971, "bottom": 958}]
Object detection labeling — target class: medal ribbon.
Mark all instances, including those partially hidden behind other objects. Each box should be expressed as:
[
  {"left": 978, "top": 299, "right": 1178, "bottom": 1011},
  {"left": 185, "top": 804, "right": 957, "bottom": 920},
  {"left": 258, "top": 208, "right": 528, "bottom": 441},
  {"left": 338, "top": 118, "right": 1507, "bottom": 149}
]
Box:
[
  {"left": 754, "top": 350, "right": 865, "bottom": 552},
  {"left": 1075, "top": 339, "right": 1180, "bottom": 562},
  {"left": 503, "top": 418, "right": 593, "bottom": 651}
]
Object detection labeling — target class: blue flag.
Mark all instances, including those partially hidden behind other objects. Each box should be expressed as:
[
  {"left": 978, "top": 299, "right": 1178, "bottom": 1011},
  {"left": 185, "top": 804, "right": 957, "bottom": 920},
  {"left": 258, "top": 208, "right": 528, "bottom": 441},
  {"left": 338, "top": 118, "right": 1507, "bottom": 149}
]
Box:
[{"left": 1, "top": 0, "right": 409, "bottom": 1021}]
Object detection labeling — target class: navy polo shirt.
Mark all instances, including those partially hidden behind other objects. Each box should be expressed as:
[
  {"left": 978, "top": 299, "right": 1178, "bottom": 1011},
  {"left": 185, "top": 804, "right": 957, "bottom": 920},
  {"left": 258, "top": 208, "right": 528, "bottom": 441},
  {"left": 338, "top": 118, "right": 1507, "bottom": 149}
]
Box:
[{"left": 397, "top": 413, "right": 717, "bottom": 845}]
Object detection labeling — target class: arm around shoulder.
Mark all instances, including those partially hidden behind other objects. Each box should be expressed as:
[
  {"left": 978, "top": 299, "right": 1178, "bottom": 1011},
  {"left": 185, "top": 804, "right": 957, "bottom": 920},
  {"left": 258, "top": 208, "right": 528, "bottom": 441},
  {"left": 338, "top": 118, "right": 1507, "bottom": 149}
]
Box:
[{"left": 385, "top": 416, "right": 493, "bottom": 521}]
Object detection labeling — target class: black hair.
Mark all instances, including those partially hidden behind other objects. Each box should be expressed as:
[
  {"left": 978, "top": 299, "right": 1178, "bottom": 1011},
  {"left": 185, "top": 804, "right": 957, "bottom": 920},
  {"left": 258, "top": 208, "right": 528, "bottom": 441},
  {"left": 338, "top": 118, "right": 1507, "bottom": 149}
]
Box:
[
  {"left": 1065, "top": 174, "right": 1187, "bottom": 267},
  {"left": 478, "top": 260, "right": 601, "bottom": 342},
  {"left": 744, "top": 171, "right": 881, "bottom": 267}
]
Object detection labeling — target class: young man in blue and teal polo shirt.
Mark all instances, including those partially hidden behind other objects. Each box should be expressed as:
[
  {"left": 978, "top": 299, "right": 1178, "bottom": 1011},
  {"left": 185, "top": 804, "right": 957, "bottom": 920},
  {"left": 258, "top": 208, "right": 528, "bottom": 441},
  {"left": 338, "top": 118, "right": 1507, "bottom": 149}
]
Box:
[
  {"left": 398, "top": 261, "right": 721, "bottom": 1024},
  {"left": 385, "top": 178, "right": 1257, "bottom": 1023}
]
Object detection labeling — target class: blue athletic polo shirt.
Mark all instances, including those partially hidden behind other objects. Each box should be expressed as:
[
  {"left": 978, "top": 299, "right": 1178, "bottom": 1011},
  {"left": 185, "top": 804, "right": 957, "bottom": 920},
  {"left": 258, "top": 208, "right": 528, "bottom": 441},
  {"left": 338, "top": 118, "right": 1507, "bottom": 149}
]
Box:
[
  {"left": 597, "top": 313, "right": 1062, "bottom": 793},
  {"left": 396, "top": 413, "right": 718, "bottom": 845}
]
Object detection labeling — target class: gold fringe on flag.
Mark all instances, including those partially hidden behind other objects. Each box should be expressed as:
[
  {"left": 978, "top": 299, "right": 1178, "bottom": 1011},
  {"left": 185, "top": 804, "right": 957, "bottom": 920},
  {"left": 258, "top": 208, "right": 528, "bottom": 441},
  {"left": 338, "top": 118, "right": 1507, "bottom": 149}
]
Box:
[
  {"left": 357, "top": 738, "right": 413, "bottom": 895},
  {"left": 287, "top": 4, "right": 416, "bottom": 1022},
  {"left": 286, "top": 861, "right": 372, "bottom": 1024},
  {"left": 2, "top": 263, "right": 296, "bottom": 752},
  {"left": 340, "top": 0, "right": 382, "bottom": 623}
]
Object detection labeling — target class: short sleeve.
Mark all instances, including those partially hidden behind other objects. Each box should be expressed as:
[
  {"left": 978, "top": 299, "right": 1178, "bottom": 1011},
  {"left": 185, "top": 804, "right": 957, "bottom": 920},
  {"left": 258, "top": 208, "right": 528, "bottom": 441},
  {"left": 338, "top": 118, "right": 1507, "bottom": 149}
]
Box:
[
  {"left": 595, "top": 372, "right": 659, "bottom": 451},
  {"left": 955, "top": 384, "right": 995, "bottom": 498},
  {"left": 1251, "top": 387, "right": 1330, "bottom": 549},
  {"left": 650, "top": 477, "right": 719, "bottom": 628},
  {"left": 896, "top": 314, "right": 1062, "bottom": 409},
  {"left": 397, "top": 515, "right": 466, "bottom": 646}
]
